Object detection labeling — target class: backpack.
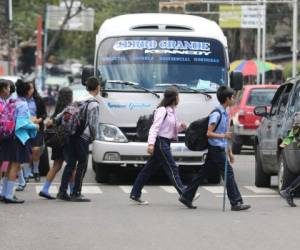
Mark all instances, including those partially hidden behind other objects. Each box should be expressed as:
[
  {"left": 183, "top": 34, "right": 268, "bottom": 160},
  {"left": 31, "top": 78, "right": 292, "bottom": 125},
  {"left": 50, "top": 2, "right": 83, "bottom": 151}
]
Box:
[
  {"left": 185, "top": 109, "right": 222, "bottom": 151},
  {"left": 0, "top": 99, "right": 17, "bottom": 141},
  {"left": 60, "top": 99, "right": 97, "bottom": 136},
  {"left": 44, "top": 124, "right": 66, "bottom": 148},
  {"left": 136, "top": 108, "right": 168, "bottom": 142}
]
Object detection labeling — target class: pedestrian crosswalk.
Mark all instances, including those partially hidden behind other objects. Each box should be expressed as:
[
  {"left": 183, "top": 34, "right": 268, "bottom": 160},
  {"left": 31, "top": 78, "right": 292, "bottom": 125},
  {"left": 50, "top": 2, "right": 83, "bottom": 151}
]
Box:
[{"left": 28, "top": 184, "right": 280, "bottom": 197}]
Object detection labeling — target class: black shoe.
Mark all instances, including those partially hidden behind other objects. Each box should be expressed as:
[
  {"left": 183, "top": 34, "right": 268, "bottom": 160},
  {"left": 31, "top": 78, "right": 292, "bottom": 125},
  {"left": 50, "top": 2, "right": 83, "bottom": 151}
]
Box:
[
  {"left": 179, "top": 196, "right": 197, "bottom": 209},
  {"left": 130, "top": 195, "right": 149, "bottom": 205},
  {"left": 231, "top": 202, "right": 251, "bottom": 211},
  {"left": 39, "top": 191, "right": 56, "bottom": 200},
  {"left": 25, "top": 177, "right": 30, "bottom": 183},
  {"left": 33, "top": 173, "right": 40, "bottom": 182},
  {"left": 0, "top": 195, "right": 3, "bottom": 202},
  {"left": 56, "top": 191, "right": 71, "bottom": 201},
  {"left": 71, "top": 194, "right": 91, "bottom": 202},
  {"left": 16, "top": 184, "right": 26, "bottom": 192},
  {"left": 3, "top": 197, "right": 25, "bottom": 204},
  {"left": 280, "top": 189, "right": 296, "bottom": 207}
]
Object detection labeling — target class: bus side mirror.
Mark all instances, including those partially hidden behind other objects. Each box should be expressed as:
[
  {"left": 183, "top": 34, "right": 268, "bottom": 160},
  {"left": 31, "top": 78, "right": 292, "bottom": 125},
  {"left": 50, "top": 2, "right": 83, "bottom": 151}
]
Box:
[
  {"left": 81, "top": 65, "right": 94, "bottom": 86},
  {"left": 230, "top": 72, "right": 243, "bottom": 91}
]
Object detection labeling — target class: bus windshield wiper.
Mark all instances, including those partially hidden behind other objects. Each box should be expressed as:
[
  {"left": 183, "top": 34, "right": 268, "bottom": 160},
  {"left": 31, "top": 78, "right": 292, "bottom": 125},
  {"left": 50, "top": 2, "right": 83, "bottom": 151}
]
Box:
[
  {"left": 107, "top": 80, "right": 160, "bottom": 99},
  {"left": 156, "top": 83, "right": 212, "bottom": 99}
]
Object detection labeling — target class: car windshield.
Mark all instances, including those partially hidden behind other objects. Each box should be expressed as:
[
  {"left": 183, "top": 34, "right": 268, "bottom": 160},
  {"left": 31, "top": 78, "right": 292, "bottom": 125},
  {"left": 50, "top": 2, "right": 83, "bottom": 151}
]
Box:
[
  {"left": 246, "top": 88, "right": 277, "bottom": 106},
  {"left": 97, "top": 36, "right": 227, "bottom": 92}
]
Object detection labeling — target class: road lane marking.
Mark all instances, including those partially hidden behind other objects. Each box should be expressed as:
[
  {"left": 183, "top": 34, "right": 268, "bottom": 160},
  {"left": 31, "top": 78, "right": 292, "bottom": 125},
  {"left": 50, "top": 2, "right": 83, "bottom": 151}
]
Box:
[
  {"left": 216, "top": 195, "right": 279, "bottom": 198},
  {"left": 120, "top": 186, "right": 147, "bottom": 194},
  {"left": 244, "top": 186, "right": 277, "bottom": 194},
  {"left": 160, "top": 186, "right": 177, "bottom": 193},
  {"left": 81, "top": 186, "right": 102, "bottom": 194},
  {"left": 202, "top": 186, "right": 224, "bottom": 194},
  {"left": 36, "top": 185, "right": 58, "bottom": 194}
]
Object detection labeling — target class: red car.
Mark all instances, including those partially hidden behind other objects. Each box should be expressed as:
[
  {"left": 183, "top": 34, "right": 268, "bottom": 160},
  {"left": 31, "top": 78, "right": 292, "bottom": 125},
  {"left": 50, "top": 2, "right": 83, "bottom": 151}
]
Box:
[{"left": 229, "top": 84, "right": 279, "bottom": 154}]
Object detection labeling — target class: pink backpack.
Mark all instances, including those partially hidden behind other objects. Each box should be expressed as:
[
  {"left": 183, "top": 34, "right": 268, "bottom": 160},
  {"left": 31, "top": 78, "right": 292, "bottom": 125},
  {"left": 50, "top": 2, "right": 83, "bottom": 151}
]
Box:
[{"left": 0, "top": 99, "right": 17, "bottom": 141}]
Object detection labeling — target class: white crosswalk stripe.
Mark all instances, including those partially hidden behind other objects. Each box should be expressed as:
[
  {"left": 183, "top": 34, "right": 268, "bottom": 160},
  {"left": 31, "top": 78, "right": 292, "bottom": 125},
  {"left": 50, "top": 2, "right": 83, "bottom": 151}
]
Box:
[
  {"left": 160, "top": 186, "right": 177, "bottom": 193},
  {"left": 36, "top": 185, "right": 58, "bottom": 194},
  {"left": 216, "top": 195, "right": 279, "bottom": 198},
  {"left": 244, "top": 186, "right": 277, "bottom": 194},
  {"left": 119, "top": 186, "right": 147, "bottom": 194},
  {"left": 32, "top": 184, "right": 279, "bottom": 197},
  {"left": 81, "top": 186, "right": 102, "bottom": 194},
  {"left": 202, "top": 186, "right": 224, "bottom": 194}
]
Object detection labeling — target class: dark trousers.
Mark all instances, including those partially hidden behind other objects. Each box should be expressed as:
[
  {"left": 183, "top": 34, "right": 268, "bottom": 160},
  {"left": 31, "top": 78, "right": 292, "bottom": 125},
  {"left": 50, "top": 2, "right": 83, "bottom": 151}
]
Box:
[
  {"left": 59, "top": 136, "right": 89, "bottom": 196},
  {"left": 130, "top": 137, "right": 185, "bottom": 198},
  {"left": 287, "top": 175, "right": 300, "bottom": 193},
  {"left": 182, "top": 145, "right": 243, "bottom": 206}
]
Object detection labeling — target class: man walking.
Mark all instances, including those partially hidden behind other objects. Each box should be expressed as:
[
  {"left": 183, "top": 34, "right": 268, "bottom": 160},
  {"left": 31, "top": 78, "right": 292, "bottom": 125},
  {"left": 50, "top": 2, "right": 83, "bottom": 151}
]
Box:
[{"left": 179, "top": 86, "right": 251, "bottom": 211}]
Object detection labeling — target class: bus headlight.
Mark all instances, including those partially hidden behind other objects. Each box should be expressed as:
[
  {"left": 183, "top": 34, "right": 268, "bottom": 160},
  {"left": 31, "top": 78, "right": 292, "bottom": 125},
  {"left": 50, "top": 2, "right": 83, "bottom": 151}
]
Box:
[{"left": 98, "top": 124, "right": 128, "bottom": 143}]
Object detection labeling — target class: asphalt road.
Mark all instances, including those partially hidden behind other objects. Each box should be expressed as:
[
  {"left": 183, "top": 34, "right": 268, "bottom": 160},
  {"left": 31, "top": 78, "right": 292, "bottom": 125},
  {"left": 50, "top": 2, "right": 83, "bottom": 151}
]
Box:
[{"left": 1, "top": 149, "right": 300, "bottom": 250}]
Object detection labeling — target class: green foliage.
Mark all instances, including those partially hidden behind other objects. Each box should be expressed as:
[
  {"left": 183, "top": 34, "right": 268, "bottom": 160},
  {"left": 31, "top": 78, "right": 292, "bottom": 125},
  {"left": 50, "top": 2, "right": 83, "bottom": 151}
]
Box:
[
  {"left": 10, "top": 0, "right": 159, "bottom": 63},
  {"left": 283, "top": 63, "right": 300, "bottom": 79}
]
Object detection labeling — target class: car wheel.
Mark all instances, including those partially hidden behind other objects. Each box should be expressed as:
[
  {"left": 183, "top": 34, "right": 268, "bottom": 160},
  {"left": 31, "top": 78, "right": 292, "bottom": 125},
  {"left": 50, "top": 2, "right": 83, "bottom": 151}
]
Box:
[
  {"left": 278, "top": 151, "right": 296, "bottom": 191},
  {"left": 255, "top": 144, "right": 271, "bottom": 187},
  {"left": 95, "top": 162, "right": 110, "bottom": 183},
  {"left": 232, "top": 141, "right": 242, "bottom": 155}
]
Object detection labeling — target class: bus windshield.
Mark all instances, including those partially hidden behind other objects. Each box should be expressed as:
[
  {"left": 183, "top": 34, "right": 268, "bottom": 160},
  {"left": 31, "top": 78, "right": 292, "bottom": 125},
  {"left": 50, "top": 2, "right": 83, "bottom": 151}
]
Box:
[{"left": 97, "top": 36, "right": 227, "bottom": 92}]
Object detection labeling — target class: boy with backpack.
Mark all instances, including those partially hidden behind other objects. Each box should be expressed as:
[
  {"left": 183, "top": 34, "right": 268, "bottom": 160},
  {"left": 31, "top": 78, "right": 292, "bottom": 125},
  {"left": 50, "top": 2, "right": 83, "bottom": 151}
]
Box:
[
  {"left": 56, "top": 77, "right": 101, "bottom": 202},
  {"left": 179, "top": 86, "right": 251, "bottom": 211}
]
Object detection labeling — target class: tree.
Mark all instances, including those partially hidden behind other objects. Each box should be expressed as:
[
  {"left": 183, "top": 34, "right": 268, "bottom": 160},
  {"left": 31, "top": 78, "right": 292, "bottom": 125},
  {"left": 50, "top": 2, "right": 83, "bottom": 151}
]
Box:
[{"left": 43, "top": 0, "right": 84, "bottom": 62}]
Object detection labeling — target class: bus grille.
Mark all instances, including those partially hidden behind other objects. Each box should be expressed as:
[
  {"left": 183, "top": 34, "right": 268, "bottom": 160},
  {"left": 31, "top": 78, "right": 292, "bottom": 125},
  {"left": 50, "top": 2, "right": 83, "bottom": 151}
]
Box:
[{"left": 119, "top": 127, "right": 185, "bottom": 143}]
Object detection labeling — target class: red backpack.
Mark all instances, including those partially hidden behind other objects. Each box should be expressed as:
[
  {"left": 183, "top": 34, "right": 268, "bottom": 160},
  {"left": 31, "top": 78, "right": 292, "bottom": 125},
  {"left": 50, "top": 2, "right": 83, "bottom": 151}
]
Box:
[{"left": 0, "top": 99, "right": 17, "bottom": 141}]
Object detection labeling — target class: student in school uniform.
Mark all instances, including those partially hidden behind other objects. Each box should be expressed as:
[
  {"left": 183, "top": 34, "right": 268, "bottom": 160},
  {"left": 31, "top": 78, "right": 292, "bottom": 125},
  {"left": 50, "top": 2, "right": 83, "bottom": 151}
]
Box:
[{"left": 130, "top": 86, "right": 187, "bottom": 205}]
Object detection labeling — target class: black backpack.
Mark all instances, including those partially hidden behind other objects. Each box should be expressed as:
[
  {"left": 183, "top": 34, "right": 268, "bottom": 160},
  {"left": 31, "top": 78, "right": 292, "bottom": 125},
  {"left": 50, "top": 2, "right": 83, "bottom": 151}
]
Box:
[
  {"left": 44, "top": 124, "right": 66, "bottom": 148},
  {"left": 185, "top": 109, "right": 222, "bottom": 151},
  {"left": 136, "top": 109, "right": 168, "bottom": 142}
]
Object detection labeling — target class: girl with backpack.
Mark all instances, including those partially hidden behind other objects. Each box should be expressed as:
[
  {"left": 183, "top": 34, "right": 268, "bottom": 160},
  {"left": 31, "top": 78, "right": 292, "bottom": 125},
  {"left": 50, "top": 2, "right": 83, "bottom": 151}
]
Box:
[
  {"left": 130, "top": 86, "right": 187, "bottom": 205},
  {"left": 39, "top": 87, "right": 74, "bottom": 200},
  {"left": 21, "top": 80, "right": 47, "bottom": 185},
  {"left": 1, "top": 79, "right": 39, "bottom": 203},
  {"left": 0, "top": 79, "right": 12, "bottom": 199}
]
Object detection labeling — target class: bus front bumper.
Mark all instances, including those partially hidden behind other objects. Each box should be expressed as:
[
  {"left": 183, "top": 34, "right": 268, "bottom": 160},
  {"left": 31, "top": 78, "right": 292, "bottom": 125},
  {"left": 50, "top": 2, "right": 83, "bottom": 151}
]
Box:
[{"left": 92, "top": 140, "right": 206, "bottom": 166}]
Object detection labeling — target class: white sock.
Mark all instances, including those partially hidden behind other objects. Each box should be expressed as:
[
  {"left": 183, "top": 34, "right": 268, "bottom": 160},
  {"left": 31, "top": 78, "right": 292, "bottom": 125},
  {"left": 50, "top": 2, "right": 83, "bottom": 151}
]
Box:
[{"left": 33, "top": 161, "right": 40, "bottom": 174}]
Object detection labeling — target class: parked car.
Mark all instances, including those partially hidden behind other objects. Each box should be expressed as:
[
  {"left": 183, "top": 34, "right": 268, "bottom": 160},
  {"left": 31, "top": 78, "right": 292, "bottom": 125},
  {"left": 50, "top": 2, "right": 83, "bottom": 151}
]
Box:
[
  {"left": 230, "top": 85, "right": 278, "bottom": 154},
  {"left": 0, "top": 75, "right": 20, "bottom": 84},
  {"left": 45, "top": 75, "right": 73, "bottom": 89},
  {"left": 254, "top": 77, "right": 300, "bottom": 191}
]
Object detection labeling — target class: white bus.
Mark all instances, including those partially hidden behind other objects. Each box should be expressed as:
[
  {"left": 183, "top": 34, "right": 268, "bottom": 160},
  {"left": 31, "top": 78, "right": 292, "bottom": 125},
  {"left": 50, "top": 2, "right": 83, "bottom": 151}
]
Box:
[{"left": 82, "top": 13, "right": 242, "bottom": 183}]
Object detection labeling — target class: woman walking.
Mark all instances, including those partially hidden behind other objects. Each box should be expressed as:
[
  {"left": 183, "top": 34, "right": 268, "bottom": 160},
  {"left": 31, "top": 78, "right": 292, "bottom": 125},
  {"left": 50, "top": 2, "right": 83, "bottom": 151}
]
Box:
[{"left": 130, "top": 86, "right": 187, "bottom": 205}]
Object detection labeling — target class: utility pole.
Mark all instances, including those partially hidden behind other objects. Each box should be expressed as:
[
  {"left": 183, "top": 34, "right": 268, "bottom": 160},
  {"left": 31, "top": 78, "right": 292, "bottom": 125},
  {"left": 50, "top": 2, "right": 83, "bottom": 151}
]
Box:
[
  {"left": 262, "top": 0, "right": 267, "bottom": 84},
  {"left": 292, "top": 0, "right": 298, "bottom": 77},
  {"left": 257, "top": 0, "right": 262, "bottom": 84},
  {"left": 5, "top": 0, "right": 13, "bottom": 75}
]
